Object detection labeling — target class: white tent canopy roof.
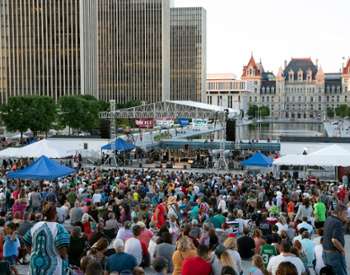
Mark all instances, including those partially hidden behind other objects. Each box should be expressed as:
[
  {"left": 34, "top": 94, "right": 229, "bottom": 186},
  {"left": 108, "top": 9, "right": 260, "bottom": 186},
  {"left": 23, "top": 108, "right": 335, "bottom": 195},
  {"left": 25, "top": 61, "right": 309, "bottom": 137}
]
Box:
[
  {"left": 273, "top": 154, "right": 308, "bottom": 166},
  {"left": 0, "top": 138, "right": 108, "bottom": 159},
  {"left": 274, "top": 144, "right": 350, "bottom": 167}
]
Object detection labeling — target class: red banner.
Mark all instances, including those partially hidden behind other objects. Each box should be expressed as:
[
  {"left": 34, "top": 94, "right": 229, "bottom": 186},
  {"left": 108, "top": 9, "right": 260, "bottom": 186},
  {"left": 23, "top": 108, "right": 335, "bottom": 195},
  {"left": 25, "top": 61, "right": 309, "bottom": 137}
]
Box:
[{"left": 135, "top": 118, "right": 154, "bottom": 129}]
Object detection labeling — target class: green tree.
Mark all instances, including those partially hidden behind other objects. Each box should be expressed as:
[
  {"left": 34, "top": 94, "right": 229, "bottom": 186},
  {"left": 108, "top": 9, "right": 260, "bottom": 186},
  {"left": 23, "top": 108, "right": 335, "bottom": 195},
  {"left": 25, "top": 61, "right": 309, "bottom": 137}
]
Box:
[
  {"left": 1, "top": 97, "right": 32, "bottom": 140},
  {"left": 247, "top": 105, "right": 258, "bottom": 118},
  {"left": 327, "top": 107, "right": 335, "bottom": 118},
  {"left": 27, "top": 96, "right": 57, "bottom": 136},
  {"left": 58, "top": 96, "right": 85, "bottom": 132},
  {"left": 259, "top": 106, "right": 270, "bottom": 118},
  {"left": 335, "top": 104, "right": 348, "bottom": 118},
  {"left": 58, "top": 95, "right": 108, "bottom": 133}
]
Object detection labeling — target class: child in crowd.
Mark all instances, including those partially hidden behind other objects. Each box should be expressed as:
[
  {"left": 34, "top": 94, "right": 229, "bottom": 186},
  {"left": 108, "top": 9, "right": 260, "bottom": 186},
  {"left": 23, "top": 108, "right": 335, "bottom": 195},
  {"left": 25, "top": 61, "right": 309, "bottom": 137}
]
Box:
[{"left": 3, "top": 222, "right": 20, "bottom": 275}]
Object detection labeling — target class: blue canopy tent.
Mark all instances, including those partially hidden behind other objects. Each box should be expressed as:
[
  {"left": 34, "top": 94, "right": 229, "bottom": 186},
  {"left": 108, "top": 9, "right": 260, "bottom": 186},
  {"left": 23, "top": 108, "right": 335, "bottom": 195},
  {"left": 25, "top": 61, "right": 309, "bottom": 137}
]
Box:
[
  {"left": 101, "top": 138, "right": 135, "bottom": 151},
  {"left": 7, "top": 155, "right": 75, "bottom": 181},
  {"left": 241, "top": 152, "right": 273, "bottom": 167}
]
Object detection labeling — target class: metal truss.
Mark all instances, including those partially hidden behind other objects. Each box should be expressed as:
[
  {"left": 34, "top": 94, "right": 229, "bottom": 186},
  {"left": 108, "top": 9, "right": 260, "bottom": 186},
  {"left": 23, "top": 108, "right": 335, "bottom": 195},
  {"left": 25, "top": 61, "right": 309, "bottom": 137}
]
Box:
[{"left": 99, "top": 101, "right": 226, "bottom": 121}]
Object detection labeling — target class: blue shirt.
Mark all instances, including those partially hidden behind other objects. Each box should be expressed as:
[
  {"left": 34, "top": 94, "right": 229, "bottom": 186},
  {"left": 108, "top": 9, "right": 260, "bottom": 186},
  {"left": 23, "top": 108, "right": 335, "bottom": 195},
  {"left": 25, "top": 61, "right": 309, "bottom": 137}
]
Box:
[
  {"left": 3, "top": 236, "right": 20, "bottom": 257},
  {"left": 106, "top": 252, "right": 137, "bottom": 273},
  {"left": 300, "top": 238, "right": 315, "bottom": 267}
]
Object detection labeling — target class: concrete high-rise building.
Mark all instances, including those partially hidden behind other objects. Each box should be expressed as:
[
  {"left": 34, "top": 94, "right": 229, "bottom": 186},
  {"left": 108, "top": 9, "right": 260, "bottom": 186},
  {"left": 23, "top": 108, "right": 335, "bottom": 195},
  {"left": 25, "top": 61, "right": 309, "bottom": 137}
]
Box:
[
  {"left": 0, "top": 0, "right": 208, "bottom": 104},
  {"left": 170, "top": 7, "right": 206, "bottom": 102},
  {"left": 98, "top": 0, "right": 171, "bottom": 103},
  {"left": 0, "top": 0, "right": 98, "bottom": 104}
]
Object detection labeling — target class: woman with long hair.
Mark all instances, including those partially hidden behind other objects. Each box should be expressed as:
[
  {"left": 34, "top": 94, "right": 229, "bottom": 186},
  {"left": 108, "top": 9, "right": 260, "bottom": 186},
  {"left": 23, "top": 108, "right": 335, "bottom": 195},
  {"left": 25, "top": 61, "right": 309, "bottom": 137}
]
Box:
[
  {"left": 252, "top": 229, "right": 266, "bottom": 254},
  {"left": 223, "top": 237, "right": 242, "bottom": 275},
  {"left": 172, "top": 236, "right": 196, "bottom": 275},
  {"left": 248, "top": 255, "right": 268, "bottom": 275}
]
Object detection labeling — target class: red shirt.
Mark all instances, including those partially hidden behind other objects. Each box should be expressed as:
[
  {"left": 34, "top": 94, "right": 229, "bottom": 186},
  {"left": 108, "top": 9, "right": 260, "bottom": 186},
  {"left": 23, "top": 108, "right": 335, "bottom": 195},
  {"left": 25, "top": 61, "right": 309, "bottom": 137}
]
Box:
[
  {"left": 182, "top": 256, "right": 212, "bottom": 275},
  {"left": 287, "top": 201, "right": 295, "bottom": 213},
  {"left": 153, "top": 203, "right": 166, "bottom": 229}
]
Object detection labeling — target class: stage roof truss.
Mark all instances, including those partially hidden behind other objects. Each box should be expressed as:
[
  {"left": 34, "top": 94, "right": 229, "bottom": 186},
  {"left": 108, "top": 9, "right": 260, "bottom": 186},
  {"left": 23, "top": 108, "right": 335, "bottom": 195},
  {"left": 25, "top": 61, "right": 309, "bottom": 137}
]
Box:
[{"left": 99, "top": 100, "right": 239, "bottom": 120}]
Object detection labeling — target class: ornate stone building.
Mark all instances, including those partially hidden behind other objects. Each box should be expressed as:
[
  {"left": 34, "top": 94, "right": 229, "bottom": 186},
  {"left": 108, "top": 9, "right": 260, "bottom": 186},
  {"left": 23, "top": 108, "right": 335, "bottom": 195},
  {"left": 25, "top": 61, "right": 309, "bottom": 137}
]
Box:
[{"left": 238, "top": 55, "right": 350, "bottom": 119}]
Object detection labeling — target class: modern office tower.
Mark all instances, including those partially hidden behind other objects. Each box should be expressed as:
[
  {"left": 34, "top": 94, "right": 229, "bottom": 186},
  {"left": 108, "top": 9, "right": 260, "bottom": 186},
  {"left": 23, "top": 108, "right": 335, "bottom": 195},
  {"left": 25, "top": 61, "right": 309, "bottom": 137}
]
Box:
[
  {"left": 170, "top": 7, "right": 207, "bottom": 102},
  {"left": 98, "top": 0, "right": 171, "bottom": 103},
  {"left": 0, "top": 0, "right": 99, "bottom": 104}
]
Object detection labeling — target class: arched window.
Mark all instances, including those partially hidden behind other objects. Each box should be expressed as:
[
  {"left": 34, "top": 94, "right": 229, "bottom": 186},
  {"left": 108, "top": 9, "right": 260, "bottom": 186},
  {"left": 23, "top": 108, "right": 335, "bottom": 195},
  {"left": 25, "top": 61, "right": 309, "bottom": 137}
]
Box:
[
  {"left": 289, "top": 70, "right": 294, "bottom": 81},
  {"left": 307, "top": 70, "right": 312, "bottom": 81},
  {"left": 298, "top": 70, "right": 303, "bottom": 81}
]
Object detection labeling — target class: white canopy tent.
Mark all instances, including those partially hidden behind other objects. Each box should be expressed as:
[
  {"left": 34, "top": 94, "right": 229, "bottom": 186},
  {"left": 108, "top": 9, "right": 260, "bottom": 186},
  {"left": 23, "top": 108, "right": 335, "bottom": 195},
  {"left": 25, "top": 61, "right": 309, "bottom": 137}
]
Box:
[
  {"left": 0, "top": 147, "right": 21, "bottom": 158},
  {"left": 0, "top": 139, "right": 71, "bottom": 159},
  {"left": 0, "top": 138, "right": 108, "bottom": 159},
  {"left": 274, "top": 144, "right": 350, "bottom": 167},
  {"left": 305, "top": 144, "right": 350, "bottom": 166},
  {"left": 273, "top": 154, "right": 308, "bottom": 166}
]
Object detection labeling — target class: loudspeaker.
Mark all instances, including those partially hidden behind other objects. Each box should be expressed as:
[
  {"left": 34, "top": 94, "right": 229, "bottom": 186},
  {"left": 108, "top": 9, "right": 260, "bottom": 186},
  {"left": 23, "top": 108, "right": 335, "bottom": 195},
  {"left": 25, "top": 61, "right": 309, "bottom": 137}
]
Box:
[
  {"left": 83, "top": 143, "right": 88, "bottom": 150},
  {"left": 100, "top": 119, "right": 110, "bottom": 139},
  {"left": 226, "top": 119, "right": 236, "bottom": 141}
]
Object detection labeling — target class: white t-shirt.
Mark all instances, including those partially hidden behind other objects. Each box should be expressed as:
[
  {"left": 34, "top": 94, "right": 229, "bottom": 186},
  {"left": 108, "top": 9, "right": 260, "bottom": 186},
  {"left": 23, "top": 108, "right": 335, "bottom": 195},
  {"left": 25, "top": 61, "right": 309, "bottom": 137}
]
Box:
[
  {"left": 125, "top": 237, "right": 142, "bottom": 265},
  {"left": 267, "top": 254, "right": 306, "bottom": 275},
  {"left": 314, "top": 244, "right": 326, "bottom": 275},
  {"left": 92, "top": 193, "right": 102, "bottom": 204}
]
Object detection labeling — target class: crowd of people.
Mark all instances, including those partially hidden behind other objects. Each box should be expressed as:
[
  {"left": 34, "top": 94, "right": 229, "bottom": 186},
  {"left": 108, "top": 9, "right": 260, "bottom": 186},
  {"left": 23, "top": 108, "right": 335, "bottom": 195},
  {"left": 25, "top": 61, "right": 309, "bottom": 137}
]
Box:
[{"left": 0, "top": 167, "right": 349, "bottom": 275}]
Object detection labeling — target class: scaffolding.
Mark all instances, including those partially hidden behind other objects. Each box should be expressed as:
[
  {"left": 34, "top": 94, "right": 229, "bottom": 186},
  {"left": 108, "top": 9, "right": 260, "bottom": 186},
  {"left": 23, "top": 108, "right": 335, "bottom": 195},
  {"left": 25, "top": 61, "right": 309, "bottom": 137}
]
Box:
[{"left": 100, "top": 100, "right": 240, "bottom": 169}]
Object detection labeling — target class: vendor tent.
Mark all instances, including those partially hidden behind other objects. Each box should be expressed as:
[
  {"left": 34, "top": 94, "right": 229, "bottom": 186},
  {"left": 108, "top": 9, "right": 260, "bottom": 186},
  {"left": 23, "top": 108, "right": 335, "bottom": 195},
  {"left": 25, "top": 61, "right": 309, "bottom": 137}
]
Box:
[
  {"left": 305, "top": 144, "right": 350, "bottom": 166},
  {"left": 0, "top": 139, "right": 72, "bottom": 159},
  {"left": 7, "top": 155, "right": 75, "bottom": 180},
  {"left": 274, "top": 144, "right": 350, "bottom": 167},
  {"left": 273, "top": 154, "right": 308, "bottom": 166},
  {"left": 241, "top": 152, "right": 273, "bottom": 167},
  {"left": 101, "top": 138, "right": 135, "bottom": 151},
  {"left": 0, "top": 147, "right": 20, "bottom": 158}
]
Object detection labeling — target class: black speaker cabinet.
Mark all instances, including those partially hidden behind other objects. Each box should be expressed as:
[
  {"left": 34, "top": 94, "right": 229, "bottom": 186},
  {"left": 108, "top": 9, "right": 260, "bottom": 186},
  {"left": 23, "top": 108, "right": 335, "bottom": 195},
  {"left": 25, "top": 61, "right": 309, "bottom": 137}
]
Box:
[{"left": 226, "top": 119, "right": 236, "bottom": 141}]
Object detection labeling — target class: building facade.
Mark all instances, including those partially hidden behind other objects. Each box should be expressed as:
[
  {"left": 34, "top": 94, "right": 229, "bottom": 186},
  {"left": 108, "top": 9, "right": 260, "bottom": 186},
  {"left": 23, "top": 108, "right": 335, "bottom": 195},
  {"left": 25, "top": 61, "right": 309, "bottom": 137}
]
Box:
[
  {"left": 170, "top": 7, "right": 206, "bottom": 102},
  {"left": 206, "top": 74, "right": 253, "bottom": 114},
  {"left": 1, "top": 0, "right": 210, "bottom": 104},
  {"left": 0, "top": 0, "right": 94, "bottom": 104},
  {"left": 98, "top": 0, "right": 171, "bottom": 103},
  {"left": 234, "top": 55, "right": 350, "bottom": 119}
]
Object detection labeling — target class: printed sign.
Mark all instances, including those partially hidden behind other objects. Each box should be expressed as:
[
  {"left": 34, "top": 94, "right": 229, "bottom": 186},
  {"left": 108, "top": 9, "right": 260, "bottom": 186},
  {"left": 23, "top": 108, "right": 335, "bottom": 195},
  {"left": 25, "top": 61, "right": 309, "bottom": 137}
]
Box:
[{"left": 135, "top": 118, "right": 154, "bottom": 129}]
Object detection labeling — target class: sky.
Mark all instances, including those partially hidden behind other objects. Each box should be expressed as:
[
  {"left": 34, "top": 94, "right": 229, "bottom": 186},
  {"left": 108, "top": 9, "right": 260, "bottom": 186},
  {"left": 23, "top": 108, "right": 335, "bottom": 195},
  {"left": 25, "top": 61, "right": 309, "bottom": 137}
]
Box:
[{"left": 174, "top": 0, "right": 350, "bottom": 76}]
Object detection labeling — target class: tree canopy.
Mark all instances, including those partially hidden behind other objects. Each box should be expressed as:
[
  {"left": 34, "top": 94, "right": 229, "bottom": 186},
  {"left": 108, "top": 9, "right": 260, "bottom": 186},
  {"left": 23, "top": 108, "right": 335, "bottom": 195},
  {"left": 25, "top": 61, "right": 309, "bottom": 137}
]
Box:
[
  {"left": 247, "top": 105, "right": 270, "bottom": 118},
  {"left": 1, "top": 96, "right": 56, "bottom": 138}
]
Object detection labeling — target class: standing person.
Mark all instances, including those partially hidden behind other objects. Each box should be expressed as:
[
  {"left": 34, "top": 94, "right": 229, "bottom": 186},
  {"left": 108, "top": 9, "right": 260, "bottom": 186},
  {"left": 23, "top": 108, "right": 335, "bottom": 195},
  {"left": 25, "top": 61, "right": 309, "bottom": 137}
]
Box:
[
  {"left": 154, "top": 232, "right": 176, "bottom": 273},
  {"left": 153, "top": 199, "right": 166, "bottom": 229},
  {"left": 237, "top": 227, "right": 255, "bottom": 260},
  {"left": 181, "top": 244, "right": 213, "bottom": 275},
  {"left": 299, "top": 231, "right": 315, "bottom": 271},
  {"left": 172, "top": 236, "right": 197, "bottom": 275},
  {"left": 68, "top": 226, "right": 87, "bottom": 267},
  {"left": 314, "top": 196, "right": 326, "bottom": 229},
  {"left": 125, "top": 225, "right": 143, "bottom": 266},
  {"left": 247, "top": 255, "right": 267, "bottom": 275},
  {"left": 259, "top": 238, "right": 278, "bottom": 268},
  {"left": 105, "top": 238, "right": 138, "bottom": 274},
  {"left": 223, "top": 237, "right": 242, "bottom": 275},
  {"left": 3, "top": 222, "right": 20, "bottom": 275},
  {"left": 23, "top": 202, "right": 70, "bottom": 275},
  {"left": 294, "top": 198, "right": 312, "bottom": 223},
  {"left": 322, "top": 203, "right": 348, "bottom": 275},
  {"left": 253, "top": 229, "right": 266, "bottom": 254},
  {"left": 267, "top": 240, "right": 305, "bottom": 275}
]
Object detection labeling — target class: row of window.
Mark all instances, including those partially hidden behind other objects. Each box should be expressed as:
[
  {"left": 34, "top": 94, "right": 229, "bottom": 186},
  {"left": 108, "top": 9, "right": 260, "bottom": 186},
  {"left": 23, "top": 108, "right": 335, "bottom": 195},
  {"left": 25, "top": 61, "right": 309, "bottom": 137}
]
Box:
[{"left": 207, "top": 81, "right": 246, "bottom": 91}]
